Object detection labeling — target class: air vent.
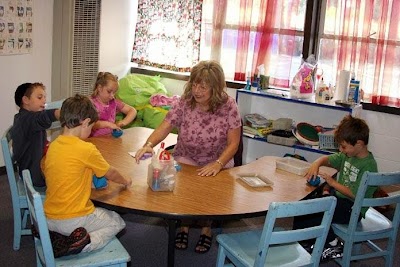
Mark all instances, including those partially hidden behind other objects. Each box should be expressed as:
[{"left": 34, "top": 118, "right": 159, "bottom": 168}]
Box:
[{"left": 72, "top": 0, "right": 101, "bottom": 96}]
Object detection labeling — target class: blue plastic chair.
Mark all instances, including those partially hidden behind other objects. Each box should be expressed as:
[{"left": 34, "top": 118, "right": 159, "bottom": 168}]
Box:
[
  {"left": 22, "top": 169, "right": 131, "bottom": 267},
  {"left": 331, "top": 171, "right": 400, "bottom": 267},
  {"left": 216, "top": 196, "right": 337, "bottom": 267},
  {"left": 1, "top": 126, "right": 46, "bottom": 250}
]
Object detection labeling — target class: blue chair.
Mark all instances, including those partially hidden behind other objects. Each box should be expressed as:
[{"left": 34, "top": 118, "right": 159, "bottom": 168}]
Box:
[
  {"left": 331, "top": 171, "right": 400, "bottom": 267},
  {"left": 216, "top": 197, "right": 337, "bottom": 267},
  {"left": 22, "top": 169, "right": 131, "bottom": 267},
  {"left": 1, "top": 126, "right": 46, "bottom": 250}
]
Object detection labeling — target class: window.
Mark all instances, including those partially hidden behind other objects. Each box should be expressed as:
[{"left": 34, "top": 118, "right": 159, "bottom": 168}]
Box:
[
  {"left": 317, "top": 0, "right": 400, "bottom": 107},
  {"left": 199, "top": 0, "right": 307, "bottom": 87},
  {"left": 132, "top": 0, "right": 400, "bottom": 108}
]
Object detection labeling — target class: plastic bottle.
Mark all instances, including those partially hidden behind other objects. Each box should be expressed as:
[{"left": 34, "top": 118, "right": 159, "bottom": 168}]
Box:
[
  {"left": 348, "top": 79, "right": 360, "bottom": 104},
  {"left": 245, "top": 71, "right": 251, "bottom": 90},
  {"left": 251, "top": 80, "right": 258, "bottom": 92},
  {"left": 316, "top": 78, "right": 329, "bottom": 103},
  {"left": 152, "top": 168, "right": 160, "bottom": 190}
]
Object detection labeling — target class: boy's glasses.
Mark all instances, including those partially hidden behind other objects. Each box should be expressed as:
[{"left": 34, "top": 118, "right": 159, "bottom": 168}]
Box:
[{"left": 192, "top": 83, "right": 210, "bottom": 93}]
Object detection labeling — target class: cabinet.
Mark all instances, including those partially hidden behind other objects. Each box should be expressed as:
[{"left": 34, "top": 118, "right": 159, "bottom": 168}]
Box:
[{"left": 236, "top": 89, "right": 361, "bottom": 164}]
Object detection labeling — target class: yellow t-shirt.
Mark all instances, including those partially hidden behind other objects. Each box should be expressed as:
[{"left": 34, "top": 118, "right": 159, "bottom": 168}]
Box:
[{"left": 43, "top": 135, "right": 110, "bottom": 219}]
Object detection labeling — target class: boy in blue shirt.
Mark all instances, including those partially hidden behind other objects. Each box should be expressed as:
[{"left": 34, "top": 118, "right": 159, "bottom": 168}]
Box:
[
  {"left": 11, "top": 82, "right": 60, "bottom": 188},
  {"left": 294, "top": 115, "right": 378, "bottom": 261}
]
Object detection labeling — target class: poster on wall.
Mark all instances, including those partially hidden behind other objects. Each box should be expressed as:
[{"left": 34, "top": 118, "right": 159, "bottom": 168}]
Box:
[{"left": 0, "top": 0, "right": 33, "bottom": 55}]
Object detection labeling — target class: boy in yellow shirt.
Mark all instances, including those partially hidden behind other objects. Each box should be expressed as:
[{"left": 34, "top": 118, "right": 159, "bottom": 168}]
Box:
[{"left": 43, "top": 94, "right": 132, "bottom": 257}]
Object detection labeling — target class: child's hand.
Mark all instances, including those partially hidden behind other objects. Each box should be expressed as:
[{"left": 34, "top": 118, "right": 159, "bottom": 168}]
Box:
[
  {"left": 124, "top": 178, "right": 132, "bottom": 188},
  {"left": 305, "top": 161, "right": 320, "bottom": 180},
  {"left": 319, "top": 173, "right": 335, "bottom": 186},
  {"left": 116, "top": 121, "right": 125, "bottom": 128},
  {"left": 109, "top": 123, "right": 121, "bottom": 131}
]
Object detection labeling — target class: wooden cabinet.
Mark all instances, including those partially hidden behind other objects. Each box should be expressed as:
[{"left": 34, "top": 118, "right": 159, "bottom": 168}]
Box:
[{"left": 236, "top": 89, "right": 361, "bottom": 163}]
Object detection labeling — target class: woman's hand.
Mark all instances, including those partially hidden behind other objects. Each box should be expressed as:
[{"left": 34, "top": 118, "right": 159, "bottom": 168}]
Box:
[
  {"left": 197, "top": 161, "right": 223, "bottom": 177},
  {"left": 134, "top": 146, "right": 153, "bottom": 163}
]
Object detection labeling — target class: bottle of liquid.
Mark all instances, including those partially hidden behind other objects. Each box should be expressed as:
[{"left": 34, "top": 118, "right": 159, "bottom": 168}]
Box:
[
  {"left": 245, "top": 72, "right": 251, "bottom": 90},
  {"left": 316, "top": 78, "right": 328, "bottom": 103},
  {"left": 348, "top": 79, "right": 360, "bottom": 104},
  {"left": 251, "top": 80, "right": 258, "bottom": 92}
]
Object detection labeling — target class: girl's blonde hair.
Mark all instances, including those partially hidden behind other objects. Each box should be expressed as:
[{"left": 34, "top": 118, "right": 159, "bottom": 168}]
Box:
[
  {"left": 91, "top": 72, "right": 118, "bottom": 97},
  {"left": 182, "top": 60, "right": 228, "bottom": 113}
]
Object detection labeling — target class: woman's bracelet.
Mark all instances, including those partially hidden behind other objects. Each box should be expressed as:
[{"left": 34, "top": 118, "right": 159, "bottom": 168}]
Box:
[
  {"left": 216, "top": 159, "right": 224, "bottom": 167},
  {"left": 143, "top": 141, "right": 153, "bottom": 148}
]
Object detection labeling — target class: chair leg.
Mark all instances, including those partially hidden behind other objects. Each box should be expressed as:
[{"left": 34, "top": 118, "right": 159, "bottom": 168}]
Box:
[
  {"left": 385, "top": 236, "right": 396, "bottom": 267},
  {"left": 216, "top": 247, "right": 227, "bottom": 267},
  {"left": 13, "top": 208, "right": 23, "bottom": 250},
  {"left": 340, "top": 240, "right": 353, "bottom": 266}
]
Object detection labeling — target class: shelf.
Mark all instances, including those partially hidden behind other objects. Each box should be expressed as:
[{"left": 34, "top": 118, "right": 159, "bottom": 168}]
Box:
[
  {"left": 243, "top": 135, "right": 335, "bottom": 156},
  {"left": 237, "top": 88, "right": 353, "bottom": 163},
  {"left": 237, "top": 89, "right": 357, "bottom": 112}
]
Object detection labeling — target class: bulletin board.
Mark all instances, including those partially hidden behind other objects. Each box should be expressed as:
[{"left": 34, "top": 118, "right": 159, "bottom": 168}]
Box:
[{"left": 0, "top": 0, "right": 33, "bottom": 55}]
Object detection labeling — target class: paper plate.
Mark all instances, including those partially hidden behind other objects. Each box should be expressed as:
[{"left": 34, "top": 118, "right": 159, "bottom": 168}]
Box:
[
  {"left": 292, "top": 128, "right": 319, "bottom": 146},
  {"left": 296, "top": 122, "right": 319, "bottom": 142}
]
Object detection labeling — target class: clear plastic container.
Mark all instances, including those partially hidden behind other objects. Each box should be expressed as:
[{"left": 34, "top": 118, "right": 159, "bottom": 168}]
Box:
[
  {"left": 147, "top": 157, "right": 176, "bottom": 191},
  {"left": 275, "top": 157, "right": 311, "bottom": 176}
]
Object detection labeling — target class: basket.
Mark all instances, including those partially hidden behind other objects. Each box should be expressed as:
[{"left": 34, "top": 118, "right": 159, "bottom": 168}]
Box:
[{"left": 318, "top": 130, "right": 338, "bottom": 150}]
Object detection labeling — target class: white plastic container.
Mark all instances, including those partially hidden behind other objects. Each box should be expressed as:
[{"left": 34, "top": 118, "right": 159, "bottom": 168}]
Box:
[{"left": 275, "top": 157, "right": 311, "bottom": 176}]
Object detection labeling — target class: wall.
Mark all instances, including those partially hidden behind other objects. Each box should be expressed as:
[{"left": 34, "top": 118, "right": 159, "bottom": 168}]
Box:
[
  {"left": 362, "top": 110, "right": 400, "bottom": 172},
  {"left": 0, "top": 0, "right": 54, "bottom": 167},
  {"left": 98, "top": 0, "right": 137, "bottom": 79}
]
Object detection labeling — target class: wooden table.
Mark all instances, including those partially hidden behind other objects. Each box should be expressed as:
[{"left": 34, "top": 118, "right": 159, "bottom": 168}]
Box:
[{"left": 89, "top": 127, "right": 331, "bottom": 266}]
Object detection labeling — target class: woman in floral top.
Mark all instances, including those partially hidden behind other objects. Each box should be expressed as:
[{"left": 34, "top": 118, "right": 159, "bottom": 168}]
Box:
[{"left": 135, "top": 60, "right": 242, "bottom": 253}]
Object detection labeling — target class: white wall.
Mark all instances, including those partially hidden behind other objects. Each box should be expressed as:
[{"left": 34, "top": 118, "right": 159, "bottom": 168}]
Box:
[
  {"left": 98, "top": 0, "right": 137, "bottom": 80},
  {"left": 361, "top": 110, "right": 400, "bottom": 172},
  {"left": 0, "top": 0, "right": 54, "bottom": 166}
]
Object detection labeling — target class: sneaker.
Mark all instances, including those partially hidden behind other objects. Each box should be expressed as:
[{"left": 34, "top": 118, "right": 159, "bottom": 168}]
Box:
[
  {"left": 66, "top": 227, "right": 91, "bottom": 255},
  {"left": 321, "top": 241, "right": 343, "bottom": 262},
  {"left": 299, "top": 241, "right": 314, "bottom": 254},
  {"left": 50, "top": 232, "right": 70, "bottom": 258}
]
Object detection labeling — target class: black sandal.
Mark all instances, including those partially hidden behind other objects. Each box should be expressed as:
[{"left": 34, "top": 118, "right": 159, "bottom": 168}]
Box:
[
  {"left": 195, "top": 234, "right": 213, "bottom": 254},
  {"left": 175, "top": 231, "right": 189, "bottom": 250}
]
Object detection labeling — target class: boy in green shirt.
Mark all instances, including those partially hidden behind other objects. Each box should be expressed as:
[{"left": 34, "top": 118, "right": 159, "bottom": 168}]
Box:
[{"left": 294, "top": 115, "right": 378, "bottom": 261}]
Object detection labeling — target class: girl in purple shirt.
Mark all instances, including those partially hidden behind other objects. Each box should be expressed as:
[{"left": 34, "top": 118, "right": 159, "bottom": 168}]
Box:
[
  {"left": 134, "top": 60, "right": 242, "bottom": 254},
  {"left": 90, "top": 72, "right": 137, "bottom": 137}
]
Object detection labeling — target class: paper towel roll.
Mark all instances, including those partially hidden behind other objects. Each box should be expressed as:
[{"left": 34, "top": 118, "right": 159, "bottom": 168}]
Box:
[{"left": 335, "top": 70, "right": 351, "bottom": 101}]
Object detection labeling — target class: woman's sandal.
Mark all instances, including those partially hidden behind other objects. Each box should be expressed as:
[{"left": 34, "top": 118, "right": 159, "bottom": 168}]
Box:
[
  {"left": 195, "top": 234, "right": 213, "bottom": 254},
  {"left": 175, "top": 231, "right": 189, "bottom": 250}
]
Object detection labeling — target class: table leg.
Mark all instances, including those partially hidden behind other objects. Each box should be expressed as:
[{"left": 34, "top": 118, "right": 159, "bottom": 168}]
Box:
[{"left": 167, "top": 219, "right": 178, "bottom": 267}]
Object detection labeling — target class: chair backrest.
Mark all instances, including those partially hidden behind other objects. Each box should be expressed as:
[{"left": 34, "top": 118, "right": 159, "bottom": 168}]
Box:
[
  {"left": 255, "top": 196, "right": 337, "bottom": 266},
  {"left": 1, "top": 126, "right": 20, "bottom": 207},
  {"left": 348, "top": 171, "right": 400, "bottom": 234},
  {"left": 22, "top": 169, "right": 55, "bottom": 266}
]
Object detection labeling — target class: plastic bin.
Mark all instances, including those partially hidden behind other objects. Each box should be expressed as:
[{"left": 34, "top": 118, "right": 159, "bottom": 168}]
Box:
[
  {"left": 267, "top": 135, "right": 297, "bottom": 147},
  {"left": 275, "top": 157, "right": 311, "bottom": 176},
  {"left": 318, "top": 130, "right": 338, "bottom": 150}
]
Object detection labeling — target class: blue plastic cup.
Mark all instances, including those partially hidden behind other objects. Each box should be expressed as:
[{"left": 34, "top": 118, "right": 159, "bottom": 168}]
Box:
[
  {"left": 93, "top": 175, "right": 108, "bottom": 189},
  {"left": 308, "top": 176, "right": 321, "bottom": 186},
  {"left": 112, "top": 129, "right": 123, "bottom": 138}
]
